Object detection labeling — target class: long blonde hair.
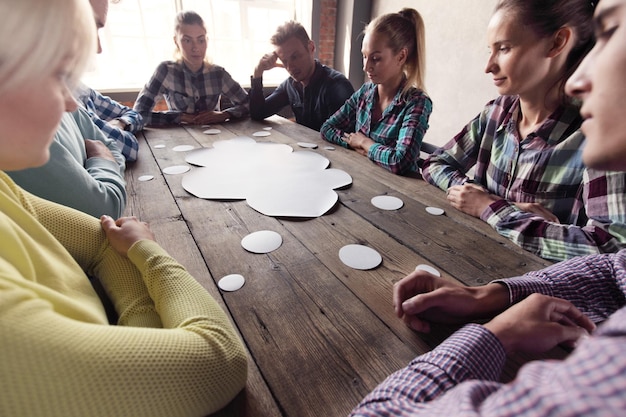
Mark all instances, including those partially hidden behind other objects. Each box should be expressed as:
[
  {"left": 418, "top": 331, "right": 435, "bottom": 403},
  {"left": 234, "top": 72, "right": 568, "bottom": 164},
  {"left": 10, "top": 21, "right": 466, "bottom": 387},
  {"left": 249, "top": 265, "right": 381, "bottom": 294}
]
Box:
[
  {"left": 0, "top": 0, "right": 96, "bottom": 95},
  {"left": 365, "top": 8, "right": 427, "bottom": 95}
]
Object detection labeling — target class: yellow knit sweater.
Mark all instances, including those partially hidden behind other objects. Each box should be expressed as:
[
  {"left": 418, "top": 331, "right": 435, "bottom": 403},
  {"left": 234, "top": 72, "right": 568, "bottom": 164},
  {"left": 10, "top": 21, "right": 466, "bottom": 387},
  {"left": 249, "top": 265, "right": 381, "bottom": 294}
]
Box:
[{"left": 0, "top": 172, "right": 247, "bottom": 417}]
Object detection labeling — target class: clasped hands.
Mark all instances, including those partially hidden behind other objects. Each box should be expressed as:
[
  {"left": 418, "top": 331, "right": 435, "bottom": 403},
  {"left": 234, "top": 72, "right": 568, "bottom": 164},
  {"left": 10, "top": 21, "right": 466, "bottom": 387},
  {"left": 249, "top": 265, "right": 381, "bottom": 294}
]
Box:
[
  {"left": 447, "top": 182, "right": 560, "bottom": 222},
  {"left": 181, "top": 110, "right": 230, "bottom": 125},
  {"left": 343, "top": 132, "right": 374, "bottom": 156},
  {"left": 394, "top": 270, "right": 595, "bottom": 354},
  {"left": 101, "top": 215, "right": 155, "bottom": 257}
]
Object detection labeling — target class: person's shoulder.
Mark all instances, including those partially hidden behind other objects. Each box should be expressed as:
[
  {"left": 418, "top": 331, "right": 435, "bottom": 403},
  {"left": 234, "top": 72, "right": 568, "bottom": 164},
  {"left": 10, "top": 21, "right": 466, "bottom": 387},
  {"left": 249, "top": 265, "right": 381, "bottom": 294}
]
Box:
[
  {"left": 320, "top": 63, "right": 350, "bottom": 82},
  {"left": 155, "top": 60, "right": 180, "bottom": 72},
  {"left": 491, "top": 95, "right": 518, "bottom": 109}
]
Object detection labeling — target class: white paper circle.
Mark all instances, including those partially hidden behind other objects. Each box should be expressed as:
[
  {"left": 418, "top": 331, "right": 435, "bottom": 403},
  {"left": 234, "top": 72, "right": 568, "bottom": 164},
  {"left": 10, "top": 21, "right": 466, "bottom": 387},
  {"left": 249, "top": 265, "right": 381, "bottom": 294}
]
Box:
[
  {"left": 153, "top": 144, "right": 166, "bottom": 149},
  {"left": 252, "top": 131, "right": 271, "bottom": 137},
  {"left": 173, "top": 145, "right": 195, "bottom": 152},
  {"left": 241, "top": 230, "right": 283, "bottom": 254},
  {"left": 297, "top": 142, "right": 318, "bottom": 149},
  {"left": 162, "top": 165, "right": 190, "bottom": 175},
  {"left": 371, "top": 195, "right": 404, "bottom": 210},
  {"left": 263, "top": 127, "right": 273, "bottom": 131},
  {"left": 339, "top": 244, "right": 382, "bottom": 270},
  {"left": 415, "top": 264, "right": 441, "bottom": 276},
  {"left": 324, "top": 146, "right": 335, "bottom": 151},
  {"left": 137, "top": 175, "right": 154, "bottom": 182},
  {"left": 218, "top": 274, "right": 245, "bottom": 291},
  {"left": 203, "top": 128, "right": 221, "bottom": 135},
  {"left": 425, "top": 206, "right": 445, "bottom": 216}
]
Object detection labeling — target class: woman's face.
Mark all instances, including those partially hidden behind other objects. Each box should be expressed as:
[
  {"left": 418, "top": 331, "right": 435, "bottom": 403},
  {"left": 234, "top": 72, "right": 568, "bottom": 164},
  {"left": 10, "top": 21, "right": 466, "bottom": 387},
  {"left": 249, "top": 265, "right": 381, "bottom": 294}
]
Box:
[
  {"left": 484, "top": 9, "right": 560, "bottom": 99},
  {"left": 175, "top": 23, "right": 207, "bottom": 71},
  {"left": 0, "top": 69, "right": 77, "bottom": 171},
  {"left": 566, "top": 0, "right": 626, "bottom": 171},
  {"left": 362, "top": 31, "right": 407, "bottom": 87}
]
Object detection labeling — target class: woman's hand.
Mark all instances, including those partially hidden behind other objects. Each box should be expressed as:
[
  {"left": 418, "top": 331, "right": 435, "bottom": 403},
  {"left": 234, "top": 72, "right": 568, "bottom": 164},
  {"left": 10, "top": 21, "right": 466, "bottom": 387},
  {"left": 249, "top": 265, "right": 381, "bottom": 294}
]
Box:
[
  {"left": 343, "top": 132, "right": 375, "bottom": 156},
  {"left": 514, "top": 202, "right": 560, "bottom": 223},
  {"left": 447, "top": 183, "right": 501, "bottom": 217},
  {"left": 100, "top": 215, "right": 155, "bottom": 257}
]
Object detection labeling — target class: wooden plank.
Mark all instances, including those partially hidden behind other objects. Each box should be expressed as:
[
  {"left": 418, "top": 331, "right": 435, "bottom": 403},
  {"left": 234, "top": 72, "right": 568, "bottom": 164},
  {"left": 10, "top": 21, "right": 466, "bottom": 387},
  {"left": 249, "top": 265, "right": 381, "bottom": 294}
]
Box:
[{"left": 126, "top": 131, "right": 282, "bottom": 417}]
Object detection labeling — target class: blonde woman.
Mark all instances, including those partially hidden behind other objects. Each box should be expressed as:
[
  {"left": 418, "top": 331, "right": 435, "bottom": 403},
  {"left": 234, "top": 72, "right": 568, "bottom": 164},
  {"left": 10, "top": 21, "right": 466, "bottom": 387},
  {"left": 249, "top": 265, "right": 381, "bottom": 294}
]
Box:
[
  {"left": 321, "top": 8, "right": 432, "bottom": 175},
  {"left": 0, "top": 1, "right": 247, "bottom": 416},
  {"left": 134, "top": 10, "right": 249, "bottom": 126}
]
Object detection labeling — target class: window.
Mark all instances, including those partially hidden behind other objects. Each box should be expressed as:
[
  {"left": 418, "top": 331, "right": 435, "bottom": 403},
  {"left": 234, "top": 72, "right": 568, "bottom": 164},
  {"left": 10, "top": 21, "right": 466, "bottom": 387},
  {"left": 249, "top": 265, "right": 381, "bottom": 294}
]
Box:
[{"left": 83, "top": 0, "right": 312, "bottom": 92}]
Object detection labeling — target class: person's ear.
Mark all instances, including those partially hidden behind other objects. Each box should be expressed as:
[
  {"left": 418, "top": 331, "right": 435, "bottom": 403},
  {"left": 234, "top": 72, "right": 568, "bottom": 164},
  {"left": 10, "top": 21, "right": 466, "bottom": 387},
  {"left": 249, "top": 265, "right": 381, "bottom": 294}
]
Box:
[
  {"left": 548, "top": 27, "right": 573, "bottom": 58},
  {"left": 308, "top": 40, "right": 316, "bottom": 55},
  {"left": 397, "top": 47, "right": 408, "bottom": 66}
]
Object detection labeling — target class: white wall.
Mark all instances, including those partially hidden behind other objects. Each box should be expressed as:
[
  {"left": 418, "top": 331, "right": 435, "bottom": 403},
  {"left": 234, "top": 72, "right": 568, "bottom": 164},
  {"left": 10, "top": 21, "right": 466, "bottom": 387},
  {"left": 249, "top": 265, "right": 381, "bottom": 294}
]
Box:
[{"left": 370, "top": 0, "right": 498, "bottom": 146}]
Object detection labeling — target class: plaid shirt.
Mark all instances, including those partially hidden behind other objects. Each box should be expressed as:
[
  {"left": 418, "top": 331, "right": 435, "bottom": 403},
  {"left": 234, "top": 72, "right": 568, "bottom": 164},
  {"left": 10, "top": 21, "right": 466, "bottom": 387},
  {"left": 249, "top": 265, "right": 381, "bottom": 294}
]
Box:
[
  {"left": 351, "top": 251, "right": 626, "bottom": 417},
  {"left": 483, "top": 169, "right": 626, "bottom": 261},
  {"left": 78, "top": 84, "right": 143, "bottom": 162},
  {"left": 134, "top": 61, "right": 249, "bottom": 126},
  {"left": 320, "top": 82, "right": 432, "bottom": 175},
  {"left": 422, "top": 95, "right": 586, "bottom": 237}
]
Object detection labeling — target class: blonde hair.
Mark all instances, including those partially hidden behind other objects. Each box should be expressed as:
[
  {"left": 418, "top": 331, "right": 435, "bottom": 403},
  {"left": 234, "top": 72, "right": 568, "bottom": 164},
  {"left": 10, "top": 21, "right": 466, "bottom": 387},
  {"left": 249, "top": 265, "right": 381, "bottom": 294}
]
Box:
[
  {"left": 0, "top": 0, "right": 96, "bottom": 95},
  {"left": 365, "top": 8, "right": 426, "bottom": 95}
]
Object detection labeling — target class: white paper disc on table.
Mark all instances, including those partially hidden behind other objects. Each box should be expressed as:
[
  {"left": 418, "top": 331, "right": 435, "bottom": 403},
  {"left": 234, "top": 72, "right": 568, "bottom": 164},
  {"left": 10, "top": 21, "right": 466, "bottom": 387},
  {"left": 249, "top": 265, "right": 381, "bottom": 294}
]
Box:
[
  {"left": 218, "top": 274, "right": 245, "bottom": 292},
  {"left": 339, "top": 244, "right": 382, "bottom": 270},
  {"left": 241, "top": 230, "right": 282, "bottom": 254},
  {"left": 425, "top": 206, "right": 445, "bottom": 216},
  {"left": 153, "top": 144, "right": 166, "bottom": 149},
  {"left": 371, "top": 195, "right": 404, "bottom": 211},
  {"left": 252, "top": 131, "right": 271, "bottom": 137},
  {"left": 137, "top": 175, "right": 154, "bottom": 182},
  {"left": 247, "top": 182, "right": 338, "bottom": 217},
  {"left": 416, "top": 264, "right": 441, "bottom": 277},
  {"left": 172, "top": 144, "right": 195, "bottom": 152},
  {"left": 324, "top": 146, "right": 335, "bottom": 151},
  {"left": 297, "top": 142, "right": 318, "bottom": 149},
  {"left": 263, "top": 127, "right": 273, "bottom": 131},
  {"left": 203, "top": 128, "right": 221, "bottom": 135},
  {"left": 162, "top": 165, "right": 190, "bottom": 175}
]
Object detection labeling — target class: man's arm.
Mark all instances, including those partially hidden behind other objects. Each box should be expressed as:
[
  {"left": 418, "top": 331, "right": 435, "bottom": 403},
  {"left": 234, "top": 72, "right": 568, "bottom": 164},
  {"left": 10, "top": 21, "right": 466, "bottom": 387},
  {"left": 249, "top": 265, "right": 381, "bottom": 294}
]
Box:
[{"left": 352, "top": 295, "right": 623, "bottom": 417}]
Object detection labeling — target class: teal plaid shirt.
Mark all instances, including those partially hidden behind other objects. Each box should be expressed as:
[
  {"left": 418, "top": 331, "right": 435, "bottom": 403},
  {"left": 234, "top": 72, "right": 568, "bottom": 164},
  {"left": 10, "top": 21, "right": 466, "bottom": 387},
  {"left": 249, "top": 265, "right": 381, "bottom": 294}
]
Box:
[{"left": 321, "top": 82, "right": 432, "bottom": 175}]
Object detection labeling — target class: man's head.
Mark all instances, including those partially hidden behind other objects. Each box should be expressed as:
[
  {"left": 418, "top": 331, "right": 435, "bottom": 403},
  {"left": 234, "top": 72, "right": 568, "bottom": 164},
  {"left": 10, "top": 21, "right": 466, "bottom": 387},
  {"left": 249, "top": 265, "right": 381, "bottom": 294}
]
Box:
[
  {"left": 89, "top": 0, "right": 109, "bottom": 53},
  {"left": 271, "top": 21, "right": 316, "bottom": 85},
  {"left": 566, "top": 0, "right": 626, "bottom": 171}
]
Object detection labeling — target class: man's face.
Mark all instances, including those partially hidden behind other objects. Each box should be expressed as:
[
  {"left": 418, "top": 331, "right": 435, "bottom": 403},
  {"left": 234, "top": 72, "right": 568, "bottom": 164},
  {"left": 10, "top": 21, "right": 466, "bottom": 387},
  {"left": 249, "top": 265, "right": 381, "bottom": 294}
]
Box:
[
  {"left": 566, "top": 0, "right": 626, "bottom": 171},
  {"left": 275, "top": 36, "right": 316, "bottom": 85},
  {"left": 89, "top": 0, "right": 109, "bottom": 53}
]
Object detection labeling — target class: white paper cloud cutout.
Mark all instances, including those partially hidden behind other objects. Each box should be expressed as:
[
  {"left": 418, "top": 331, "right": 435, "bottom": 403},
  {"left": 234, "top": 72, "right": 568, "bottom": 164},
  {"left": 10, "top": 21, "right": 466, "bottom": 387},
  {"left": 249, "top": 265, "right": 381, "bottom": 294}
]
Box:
[{"left": 182, "top": 137, "right": 352, "bottom": 217}]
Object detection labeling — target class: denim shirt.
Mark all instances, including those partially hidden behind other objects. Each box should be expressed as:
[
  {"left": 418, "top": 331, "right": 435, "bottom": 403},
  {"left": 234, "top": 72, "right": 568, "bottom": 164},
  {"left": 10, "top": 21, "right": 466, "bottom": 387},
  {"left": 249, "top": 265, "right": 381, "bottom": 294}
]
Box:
[{"left": 250, "top": 60, "right": 354, "bottom": 131}]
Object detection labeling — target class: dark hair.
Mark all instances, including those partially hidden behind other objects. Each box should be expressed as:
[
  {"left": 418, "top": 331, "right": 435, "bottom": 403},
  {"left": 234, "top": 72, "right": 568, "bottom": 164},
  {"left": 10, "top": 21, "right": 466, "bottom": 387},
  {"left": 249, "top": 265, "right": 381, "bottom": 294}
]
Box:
[
  {"left": 494, "top": 0, "right": 596, "bottom": 104},
  {"left": 271, "top": 21, "right": 311, "bottom": 49},
  {"left": 365, "top": 8, "right": 426, "bottom": 94}
]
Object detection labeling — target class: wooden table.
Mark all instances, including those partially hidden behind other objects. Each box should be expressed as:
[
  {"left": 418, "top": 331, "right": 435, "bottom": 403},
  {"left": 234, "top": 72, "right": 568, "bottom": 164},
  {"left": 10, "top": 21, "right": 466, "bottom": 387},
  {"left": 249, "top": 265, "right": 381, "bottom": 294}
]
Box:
[{"left": 124, "top": 116, "right": 557, "bottom": 417}]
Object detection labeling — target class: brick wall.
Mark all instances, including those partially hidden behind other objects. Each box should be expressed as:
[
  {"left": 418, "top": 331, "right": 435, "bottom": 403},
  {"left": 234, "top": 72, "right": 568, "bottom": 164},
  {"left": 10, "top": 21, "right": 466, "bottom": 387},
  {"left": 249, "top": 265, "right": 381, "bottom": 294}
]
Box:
[{"left": 318, "top": 0, "right": 337, "bottom": 68}]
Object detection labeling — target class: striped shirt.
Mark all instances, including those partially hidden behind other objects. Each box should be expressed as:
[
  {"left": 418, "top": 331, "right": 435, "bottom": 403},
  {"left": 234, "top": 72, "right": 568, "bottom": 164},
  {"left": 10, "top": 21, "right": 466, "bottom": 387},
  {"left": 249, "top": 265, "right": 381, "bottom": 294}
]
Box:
[
  {"left": 321, "top": 82, "right": 432, "bottom": 175},
  {"left": 134, "top": 61, "right": 249, "bottom": 126},
  {"left": 351, "top": 251, "right": 626, "bottom": 417},
  {"left": 77, "top": 85, "right": 144, "bottom": 162}
]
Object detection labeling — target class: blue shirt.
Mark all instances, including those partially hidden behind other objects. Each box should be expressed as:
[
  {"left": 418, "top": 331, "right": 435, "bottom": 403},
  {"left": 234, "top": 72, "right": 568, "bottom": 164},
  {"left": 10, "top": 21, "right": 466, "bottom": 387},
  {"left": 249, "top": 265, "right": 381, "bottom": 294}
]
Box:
[{"left": 249, "top": 60, "right": 354, "bottom": 131}]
